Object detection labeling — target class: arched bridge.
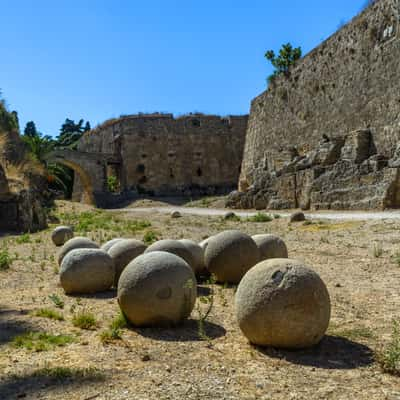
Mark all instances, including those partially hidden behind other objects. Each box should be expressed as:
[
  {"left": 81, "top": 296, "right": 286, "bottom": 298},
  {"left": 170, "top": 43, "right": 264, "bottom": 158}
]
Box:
[{"left": 46, "top": 149, "right": 121, "bottom": 206}]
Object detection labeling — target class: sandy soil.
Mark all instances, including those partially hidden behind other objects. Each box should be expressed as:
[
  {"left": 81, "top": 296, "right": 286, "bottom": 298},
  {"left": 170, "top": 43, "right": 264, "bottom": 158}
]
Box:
[{"left": 0, "top": 200, "right": 399, "bottom": 399}]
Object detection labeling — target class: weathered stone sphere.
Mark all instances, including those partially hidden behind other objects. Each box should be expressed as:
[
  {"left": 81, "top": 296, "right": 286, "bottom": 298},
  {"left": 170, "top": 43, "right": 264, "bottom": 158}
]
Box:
[
  {"left": 199, "top": 237, "right": 212, "bottom": 251},
  {"left": 224, "top": 211, "right": 237, "bottom": 220},
  {"left": 117, "top": 251, "right": 197, "bottom": 326},
  {"left": 144, "top": 239, "right": 195, "bottom": 271},
  {"left": 171, "top": 211, "right": 182, "bottom": 218},
  {"left": 252, "top": 234, "right": 288, "bottom": 261},
  {"left": 235, "top": 258, "right": 331, "bottom": 349},
  {"left": 179, "top": 239, "right": 205, "bottom": 275},
  {"left": 51, "top": 226, "right": 73, "bottom": 246},
  {"left": 60, "top": 248, "right": 114, "bottom": 294},
  {"left": 101, "top": 238, "right": 124, "bottom": 252},
  {"left": 290, "top": 211, "right": 306, "bottom": 222},
  {"left": 108, "top": 239, "right": 147, "bottom": 286},
  {"left": 204, "top": 230, "right": 260, "bottom": 283},
  {"left": 57, "top": 237, "right": 99, "bottom": 266}
]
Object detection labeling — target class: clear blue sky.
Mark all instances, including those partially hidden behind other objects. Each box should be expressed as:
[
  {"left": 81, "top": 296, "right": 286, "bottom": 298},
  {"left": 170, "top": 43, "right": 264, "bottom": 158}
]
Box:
[{"left": 1, "top": 0, "right": 367, "bottom": 136}]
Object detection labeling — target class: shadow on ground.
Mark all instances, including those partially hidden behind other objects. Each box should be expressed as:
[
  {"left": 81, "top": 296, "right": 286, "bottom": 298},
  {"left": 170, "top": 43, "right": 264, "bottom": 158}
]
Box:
[
  {"left": 0, "top": 368, "right": 106, "bottom": 400},
  {"left": 135, "top": 319, "right": 226, "bottom": 342},
  {"left": 68, "top": 290, "right": 116, "bottom": 300},
  {"left": 0, "top": 307, "right": 37, "bottom": 345},
  {"left": 255, "top": 335, "right": 374, "bottom": 369}
]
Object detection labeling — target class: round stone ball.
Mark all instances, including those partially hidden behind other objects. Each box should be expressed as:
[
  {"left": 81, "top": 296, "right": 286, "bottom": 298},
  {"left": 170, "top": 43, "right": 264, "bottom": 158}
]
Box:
[
  {"left": 144, "top": 239, "right": 195, "bottom": 272},
  {"left": 252, "top": 234, "right": 288, "bottom": 261},
  {"left": 101, "top": 238, "right": 124, "bottom": 252},
  {"left": 117, "top": 251, "right": 197, "bottom": 327},
  {"left": 57, "top": 237, "right": 99, "bottom": 266},
  {"left": 204, "top": 230, "right": 260, "bottom": 283},
  {"left": 171, "top": 211, "right": 182, "bottom": 218},
  {"left": 108, "top": 239, "right": 147, "bottom": 286},
  {"left": 60, "top": 248, "right": 114, "bottom": 294},
  {"left": 51, "top": 226, "right": 73, "bottom": 246},
  {"left": 179, "top": 239, "right": 205, "bottom": 275},
  {"left": 199, "top": 236, "right": 212, "bottom": 251},
  {"left": 290, "top": 211, "right": 306, "bottom": 223},
  {"left": 235, "top": 258, "right": 331, "bottom": 349}
]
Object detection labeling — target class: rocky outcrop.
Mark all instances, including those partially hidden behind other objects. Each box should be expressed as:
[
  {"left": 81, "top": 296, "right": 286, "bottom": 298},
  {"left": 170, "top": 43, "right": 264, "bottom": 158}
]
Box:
[{"left": 227, "top": 130, "right": 400, "bottom": 210}]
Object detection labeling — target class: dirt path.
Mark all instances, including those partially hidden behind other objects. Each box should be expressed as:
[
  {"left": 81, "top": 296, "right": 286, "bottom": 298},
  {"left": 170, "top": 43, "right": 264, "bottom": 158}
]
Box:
[{"left": 116, "top": 205, "right": 400, "bottom": 221}]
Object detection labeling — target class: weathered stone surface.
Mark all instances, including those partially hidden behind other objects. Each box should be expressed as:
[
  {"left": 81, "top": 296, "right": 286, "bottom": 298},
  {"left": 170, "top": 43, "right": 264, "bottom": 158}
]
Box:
[
  {"left": 108, "top": 239, "right": 147, "bottom": 286},
  {"left": 58, "top": 237, "right": 99, "bottom": 266},
  {"left": 144, "top": 239, "right": 195, "bottom": 272},
  {"left": 204, "top": 230, "right": 260, "bottom": 283},
  {"left": 232, "top": 0, "right": 400, "bottom": 211},
  {"left": 252, "top": 234, "right": 288, "bottom": 261},
  {"left": 101, "top": 238, "right": 125, "bottom": 252},
  {"left": 117, "top": 251, "right": 197, "bottom": 327},
  {"left": 235, "top": 258, "right": 331, "bottom": 348},
  {"left": 179, "top": 239, "right": 205, "bottom": 275},
  {"left": 60, "top": 248, "right": 114, "bottom": 294},
  {"left": 290, "top": 212, "right": 306, "bottom": 223},
  {"left": 171, "top": 211, "right": 182, "bottom": 218},
  {"left": 51, "top": 226, "right": 74, "bottom": 246}
]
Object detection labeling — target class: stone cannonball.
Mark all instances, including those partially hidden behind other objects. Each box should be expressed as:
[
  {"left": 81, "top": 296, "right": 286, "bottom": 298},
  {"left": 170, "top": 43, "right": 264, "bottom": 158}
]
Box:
[
  {"left": 252, "top": 234, "right": 288, "bottom": 261},
  {"left": 199, "top": 237, "right": 212, "bottom": 252},
  {"left": 144, "top": 239, "right": 195, "bottom": 272},
  {"left": 235, "top": 258, "right": 331, "bottom": 349},
  {"left": 51, "top": 226, "right": 74, "bottom": 247},
  {"left": 60, "top": 248, "right": 114, "bottom": 294},
  {"left": 179, "top": 239, "right": 205, "bottom": 275},
  {"left": 108, "top": 239, "right": 147, "bottom": 286},
  {"left": 204, "top": 230, "right": 260, "bottom": 284},
  {"left": 117, "top": 251, "right": 197, "bottom": 327},
  {"left": 57, "top": 237, "right": 99, "bottom": 266},
  {"left": 290, "top": 211, "right": 306, "bottom": 223},
  {"left": 101, "top": 238, "right": 125, "bottom": 252}
]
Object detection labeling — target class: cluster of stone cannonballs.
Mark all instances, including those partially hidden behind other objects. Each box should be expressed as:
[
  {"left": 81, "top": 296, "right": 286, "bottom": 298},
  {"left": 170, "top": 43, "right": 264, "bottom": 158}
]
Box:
[{"left": 51, "top": 225, "right": 330, "bottom": 349}]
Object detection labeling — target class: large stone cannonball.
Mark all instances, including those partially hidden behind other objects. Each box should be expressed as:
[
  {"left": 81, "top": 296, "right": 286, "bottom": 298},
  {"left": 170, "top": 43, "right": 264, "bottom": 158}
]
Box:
[
  {"left": 51, "top": 226, "right": 74, "bottom": 246},
  {"left": 108, "top": 239, "right": 147, "bottom": 286},
  {"left": 144, "top": 239, "right": 195, "bottom": 272},
  {"left": 57, "top": 237, "right": 99, "bottom": 266},
  {"left": 252, "top": 234, "right": 288, "bottom": 261},
  {"left": 101, "top": 238, "right": 124, "bottom": 252},
  {"left": 235, "top": 258, "right": 331, "bottom": 349},
  {"left": 204, "top": 230, "right": 260, "bottom": 283},
  {"left": 179, "top": 239, "right": 205, "bottom": 275},
  {"left": 117, "top": 251, "right": 197, "bottom": 327},
  {"left": 60, "top": 248, "right": 114, "bottom": 294}
]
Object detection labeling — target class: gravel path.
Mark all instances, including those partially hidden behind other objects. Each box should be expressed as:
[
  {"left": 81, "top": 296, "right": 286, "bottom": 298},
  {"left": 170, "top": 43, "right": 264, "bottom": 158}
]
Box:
[{"left": 115, "top": 206, "right": 400, "bottom": 221}]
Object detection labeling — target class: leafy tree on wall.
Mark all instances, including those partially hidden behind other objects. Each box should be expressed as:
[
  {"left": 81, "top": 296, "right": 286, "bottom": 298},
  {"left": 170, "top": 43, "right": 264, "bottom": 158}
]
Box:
[
  {"left": 57, "top": 118, "right": 91, "bottom": 148},
  {"left": 265, "top": 43, "right": 302, "bottom": 85}
]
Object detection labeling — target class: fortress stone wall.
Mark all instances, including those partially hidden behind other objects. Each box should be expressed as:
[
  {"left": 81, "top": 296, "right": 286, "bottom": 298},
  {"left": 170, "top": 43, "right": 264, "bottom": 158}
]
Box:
[
  {"left": 230, "top": 0, "right": 400, "bottom": 210},
  {"left": 69, "top": 113, "right": 248, "bottom": 204}
]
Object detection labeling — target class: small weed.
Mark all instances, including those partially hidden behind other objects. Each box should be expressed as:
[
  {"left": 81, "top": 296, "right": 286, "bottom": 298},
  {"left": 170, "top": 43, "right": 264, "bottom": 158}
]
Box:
[
  {"left": 393, "top": 251, "right": 400, "bottom": 267},
  {"left": 373, "top": 243, "right": 383, "bottom": 258},
  {"left": 248, "top": 213, "right": 273, "bottom": 223},
  {"left": 143, "top": 230, "right": 159, "bottom": 245},
  {"left": 195, "top": 275, "right": 216, "bottom": 344},
  {"left": 33, "top": 366, "right": 105, "bottom": 381},
  {"left": 32, "top": 308, "right": 64, "bottom": 321},
  {"left": 13, "top": 332, "right": 75, "bottom": 351},
  {"left": 378, "top": 320, "right": 400, "bottom": 376},
  {"left": 99, "top": 312, "right": 128, "bottom": 344},
  {"left": 0, "top": 248, "right": 12, "bottom": 270},
  {"left": 16, "top": 233, "right": 31, "bottom": 244},
  {"left": 49, "top": 294, "right": 64, "bottom": 309},
  {"left": 72, "top": 311, "right": 98, "bottom": 330}
]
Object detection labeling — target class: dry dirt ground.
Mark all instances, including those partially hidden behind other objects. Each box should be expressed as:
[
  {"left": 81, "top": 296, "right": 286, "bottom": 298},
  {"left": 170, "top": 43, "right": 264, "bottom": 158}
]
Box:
[{"left": 0, "top": 200, "right": 400, "bottom": 399}]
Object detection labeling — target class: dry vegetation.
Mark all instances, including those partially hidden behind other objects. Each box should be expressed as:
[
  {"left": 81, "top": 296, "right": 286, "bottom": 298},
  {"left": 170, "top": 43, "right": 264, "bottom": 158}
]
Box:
[{"left": 0, "top": 200, "right": 400, "bottom": 399}]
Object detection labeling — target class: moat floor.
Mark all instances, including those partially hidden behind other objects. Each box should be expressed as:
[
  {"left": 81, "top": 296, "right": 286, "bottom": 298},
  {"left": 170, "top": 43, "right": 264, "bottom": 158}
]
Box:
[{"left": 0, "top": 200, "right": 399, "bottom": 399}]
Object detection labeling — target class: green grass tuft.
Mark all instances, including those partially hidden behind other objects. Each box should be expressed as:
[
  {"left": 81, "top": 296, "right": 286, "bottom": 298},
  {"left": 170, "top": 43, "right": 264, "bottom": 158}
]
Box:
[
  {"left": 379, "top": 320, "right": 400, "bottom": 376},
  {"left": 13, "top": 332, "right": 75, "bottom": 351},
  {"left": 248, "top": 212, "right": 273, "bottom": 223},
  {"left": 16, "top": 233, "right": 31, "bottom": 244},
  {"left": 0, "top": 248, "right": 12, "bottom": 270},
  {"left": 32, "top": 308, "right": 64, "bottom": 321},
  {"left": 33, "top": 366, "right": 105, "bottom": 381},
  {"left": 72, "top": 311, "right": 98, "bottom": 330}
]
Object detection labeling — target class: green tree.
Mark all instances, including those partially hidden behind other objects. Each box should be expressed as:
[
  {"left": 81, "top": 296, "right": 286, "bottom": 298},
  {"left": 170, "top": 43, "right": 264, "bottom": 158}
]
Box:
[
  {"left": 265, "top": 43, "right": 302, "bottom": 85},
  {"left": 24, "top": 121, "right": 38, "bottom": 138},
  {"left": 57, "top": 118, "right": 90, "bottom": 148}
]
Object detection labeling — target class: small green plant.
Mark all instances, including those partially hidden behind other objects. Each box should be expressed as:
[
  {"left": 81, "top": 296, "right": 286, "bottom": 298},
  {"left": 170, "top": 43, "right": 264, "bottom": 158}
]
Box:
[
  {"left": 143, "top": 230, "right": 159, "bottom": 245},
  {"left": 99, "top": 312, "right": 128, "bottom": 344},
  {"left": 72, "top": 311, "right": 98, "bottom": 330},
  {"left": 107, "top": 175, "right": 119, "bottom": 193},
  {"left": 33, "top": 366, "right": 105, "bottom": 381},
  {"left": 373, "top": 243, "right": 383, "bottom": 258},
  {"left": 13, "top": 332, "right": 75, "bottom": 351},
  {"left": 379, "top": 320, "right": 400, "bottom": 376},
  {"left": 16, "top": 233, "right": 31, "bottom": 244},
  {"left": 393, "top": 251, "right": 400, "bottom": 267},
  {"left": 49, "top": 294, "right": 64, "bottom": 309},
  {"left": 0, "top": 248, "right": 12, "bottom": 270},
  {"left": 195, "top": 275, "right": 216, "bottom": 344},
  {"left": 248, "top": 212, "right": 273, "bottom": 223},
  {"left": 32, "top": 308, "right": 64, "bottom": 321}
]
